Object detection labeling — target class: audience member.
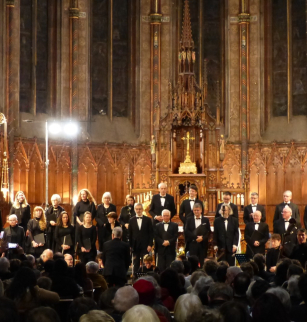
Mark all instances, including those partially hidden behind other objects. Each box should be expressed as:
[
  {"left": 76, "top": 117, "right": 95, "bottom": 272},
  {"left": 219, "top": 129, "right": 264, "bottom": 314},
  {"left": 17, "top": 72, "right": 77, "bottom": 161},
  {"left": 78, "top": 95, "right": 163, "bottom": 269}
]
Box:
[
  {"left": 290, "top": 273, "right": 307, "bottom": 321},
  {"left": 79, "top": 310, "right": 115, "bottom": 322},
  {"left": 122, "top": 305, "right": 160, "bottom": 322},
  {"left": 0, "top": 296, "right": 19, "bottom": 322},
  {"left": 266, "top": 287, "right": 291, "bottom": 313},
  {"left": 27, "top": 307, "right": 60, "bottom": 322},
  {"left": 67, "top": 297, "right": 98, "bottom": 322},
  {"left": 74, "top": 262, "right": 93, "bottom": 294},
  {"left": 112, "top": 286, "right": 139, "bottom": 321},
  {"left": 85, "top": 261, "right": 108, "bottom": 291},
  {"left": 226, "top": 266, "right": 242, "bottom": 284},
  {"left": 207, "top": 283, "right": 233, "bottom": 309},
  {"left": 98, "top": 287, "right": 119, "bottom": 315},
  {"left": 287, "top": 275, "right": 302, "bottom": 306},
  {"left": 219, "top": 301, "right": 251, "bottom": 322},
  {"left": 174, "top": 294, "right": 204, "bottom": 322},
  {"left": 216, "top": 264, "right": 228, "bottom": 283},
  {"left": 37, "top": 276, "right": 52, "bottom": 290},
  {"left": 0, "top": 257, "right": 12, "bottom": 281},
  {"left": 64, "top": 253, "right": 74, "bottom": 267},
  {"left": 232, "top": 272, "right": 251, "bottom": 309},
  {"left": 203, "top": 260, "right": 218, "bottom": 281},
  {"left": 253, "top": 254, "right": 274, "bottom": 282}
]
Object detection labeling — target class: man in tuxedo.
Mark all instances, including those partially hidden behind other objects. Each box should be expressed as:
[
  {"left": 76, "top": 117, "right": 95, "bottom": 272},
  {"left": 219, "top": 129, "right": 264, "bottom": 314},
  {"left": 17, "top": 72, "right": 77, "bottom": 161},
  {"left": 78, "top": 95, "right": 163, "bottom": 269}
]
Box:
[
  {"left": 129, "top": 203, "right": 154, "bottom": 274},
  {"left": 243, "top": 192, "right": 266, "bottom": 224},
  {"left": 155, "top": 209, "right": 178, "bottom": 272},
  {"left": 244, "top": 211, "right": 269, "bottom": 259},
  {"left": 213, "top": 204, "right": 239, "bottom": 266},
  {"left": 3, "top": 215, "right": 25, "bottom": 259},
  {"left": 273, "top": 205, "right": 300, "bottom": 257},
  {"left": 103, "top": 227, "right": 131, "bottom": 287},
  {"left": 273, "top": 190, "right": 300, "bottom": 224},
  {"left": 149, "top": 182, "right": 176, "bottom": 226},
  {"left": 215, "top": 191, "right": 239, "bottom": 219},
  {"left": 185, "top": 203, "right": 210, "bottom": 266},
  {"left": 179, "top": 184, "right": 204, "bottom": 225},
  {"left": 290, "top": 228, "right": 307, "bottom": 268}
]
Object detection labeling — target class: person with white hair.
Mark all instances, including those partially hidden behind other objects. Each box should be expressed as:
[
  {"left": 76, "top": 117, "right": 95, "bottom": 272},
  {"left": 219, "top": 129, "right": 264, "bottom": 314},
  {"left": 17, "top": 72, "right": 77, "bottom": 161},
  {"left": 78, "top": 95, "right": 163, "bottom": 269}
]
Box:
[
  {"left": 174, "top": 294, "right": 204, "bottom": 322},
  {"left": 113, "top": 286, "right": 139, "bottom": 315},
  {"left": 3, "top": 214, "right": 25, "bottom": 258},
  {"left": 122, "top": 305, "right": 159, "bottom": 322},
  {"left": 45, "top": 194, "right": 65, "bottom": 251},
  {"left": 273, "top": 190, "right": 300, "bottom": 224},
  {"left": 96, "top": 192, "right": 116, "bottom": 251},
  {"left": 149, "top": 182, "right": 176, "bottom": 226}
]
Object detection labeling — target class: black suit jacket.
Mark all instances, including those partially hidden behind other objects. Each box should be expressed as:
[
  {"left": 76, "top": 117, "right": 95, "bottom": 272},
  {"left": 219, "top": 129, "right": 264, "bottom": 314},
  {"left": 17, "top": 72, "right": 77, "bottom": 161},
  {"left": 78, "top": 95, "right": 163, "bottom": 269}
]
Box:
[
  {"left": 213, "top": 216, "right": 239, "bottom": 253},
  {"left": 179, "top": 199, "right": 204, "bottom": 224},
  {"left": 243, "top": 204, "right": 266, "bottom": 224},
  {"left": 273, "top": 202, "right": 300, "bottom": 223},
  {"left": 185, "top": 216, "right": 210, "bottom": 251},
  {"left": 244, "top": 222, "right": 269, "bottom": 258},
  {"left": 128, "top": 216, "right": 154, "bottom": 252},
  {"left": 119, "top": 206, "right": 136, "bottom": 225},
  {"left": 102, "top": 238, "right": 131, "bottom": 280},
  {"left": 155, "top": 222, "right": 178, "bottom": 255},
  {"left": 96, "top": 204, "right": 117, "bottom": 228},
  {"left": 149, "top": 194, "right": 176, "bottom": 225},
  {"left": 215, "top": 203, "right": 239, "bottom": 219},
  {"left": 273, "top": 219, "right": 299, "bottom": 257}
]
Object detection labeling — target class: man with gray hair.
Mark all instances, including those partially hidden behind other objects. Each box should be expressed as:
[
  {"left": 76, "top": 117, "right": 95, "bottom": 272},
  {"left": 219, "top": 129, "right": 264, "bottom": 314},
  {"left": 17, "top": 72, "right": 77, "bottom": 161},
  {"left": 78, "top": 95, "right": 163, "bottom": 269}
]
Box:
[
  {"left": 274, "top": 190, "right": 300, "bottom": 224},
  {"left": 103, "top": 226, "right": 131, "bottom": 286},
  {"left": 243, "top": 192, "right": 266, "bottom": 224},
  {"left": 113, "top": 286, "right": 139, "bottom": 314}
]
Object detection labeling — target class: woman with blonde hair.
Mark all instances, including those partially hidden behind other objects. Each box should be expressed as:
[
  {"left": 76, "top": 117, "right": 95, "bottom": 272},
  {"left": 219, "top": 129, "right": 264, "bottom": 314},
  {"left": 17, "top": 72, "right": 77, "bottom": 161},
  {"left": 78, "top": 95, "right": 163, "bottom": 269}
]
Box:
[
  {"left": 27, "top": 206, "right": 47, "bottom": 258},
  {"left": 10, "top": 191, "right": 31, "bottom": 232},
  {"left": 122, "top": 305, "right": 160, "bottom": 322},
  {"left": 96, "top": 192, "right": 116, "bottom": 251},
  {"left": 73, "top": 189, "right": 97, "bottom": 227}
]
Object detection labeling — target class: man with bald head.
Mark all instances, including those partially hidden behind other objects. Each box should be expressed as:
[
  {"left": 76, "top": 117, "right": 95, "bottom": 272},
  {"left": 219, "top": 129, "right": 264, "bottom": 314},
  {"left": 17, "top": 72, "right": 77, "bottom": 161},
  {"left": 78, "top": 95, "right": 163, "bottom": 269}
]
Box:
[
  {"left": 273, "top": 190, "right": 300, "bottom": 224},
  {"left": 244, "top": 211, "right": 269, "bottom": 259},
  {"left": 149, "top": 182, "right": 176, "bottom": 226}
]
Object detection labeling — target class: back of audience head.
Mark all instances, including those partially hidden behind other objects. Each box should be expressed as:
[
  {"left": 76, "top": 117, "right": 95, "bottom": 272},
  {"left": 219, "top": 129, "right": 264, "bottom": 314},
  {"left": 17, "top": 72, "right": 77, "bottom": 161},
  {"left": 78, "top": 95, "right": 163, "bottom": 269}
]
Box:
[
  {"left": 191, "top": 276, "right": 214, "bottom": 296},
  {"left": 122, "top": 304, "right": 159, "bottom": 322},
  {"left": 220, "top": 301, "right": 251, "bottom": 322},
  {"left": 226, "top": 266, "right": 242, "bottom": 284},
  {"left": 216, "top": 265, "right": 228, "bottom": 283},
  {"left": 139, "top": 275, "right": 161, "bottom": 299},
  {"left": 250, "top": 280, "right": 271, "bottom": 303},
  {"left": 218, "top": 260, "right": 229, "bottom": 267},
  {"left": 0, "top": 257, "right": 10, "bottom": 272},
  {"left": 37, "top": 276, "right": 52, "bottom": 290},
  {"left": 188, "top": 255, "right": 199, "bottom": 273},
  {"left": 133, "top": 279, "right": 156, "bottom": 306},
  {"left": 208, "top": 283, "right": 233, "bottom": 303},
  {"left": 275, "top": 259, "right": 292, "bottom": 286},
  {"left": 287, "top": 275, "right": 301, "bottom": 299},
  {"left": 26, "top": 254, "right": 36, "bottom": 267},
  {"left": 240, "top": 262, "right": 254, "bottom": 280},
  {"left": 174, "top": 294, "right": 203, "bottom": 322},
  {"left": 177, "top": 254, "right": 187, "bottom": 261},
  {"left": 53, "top": 252, "right": 64, "bottom": 261},
  {"left": 182, "top": 260, "right": 191, "bottom": 276},
  {"left": 252, "top": 293, "right": 290, "bottom": 322},
  {"left": 160, "top": 268, "right": 184, "bottom": 300},
  {"left": 203, "top": 259, "right": 218, "bottom": 278},
  {"left": 233, "top": 272, "right": 251, "bottom": 296},
  {"left": 68, "top": 297, "right": 98, "bottom": 322},
  {"left": 287, "top": 264, "right": 303, "bottom": 279},
  {"left": 170, "top": 260, "right": 184, "bottom": 274},
  {"left": 9, "top": 259, "right": 21, "bottom": 275},
  {"left": 266, "top": 287, "right": 291, "bottom": 313},
  {"left": 298, "top": 273, "right": 307, "bottom": 303},
  {"left": 43, "top": 260, "right": 54, "bottom": 276},
  {"left": 0, "top": 296, "right": 19, "bottom": 322},
  {"left": 253, "top": 254, "right": 265, "bottom": 271},
  {"left": 190, "top": 270, "right": 207, "bottom": 287},
  {"left": 98, "top": 287, "right": 118, "bottom": 313},
  {"left": 114, "top": 286, "right": 139, "bottom": 312},
  {"left": 27, "top": 307, "right": 60, "bottom": 322},
  {"left": 79, "top": 310, "right": 115, "bottom": 322},
  {"left": 86, "top": 261, "right": 99, "bottom": 274},
  {"left": 41, "top": 249, "right": 53, "bottom": 262}
]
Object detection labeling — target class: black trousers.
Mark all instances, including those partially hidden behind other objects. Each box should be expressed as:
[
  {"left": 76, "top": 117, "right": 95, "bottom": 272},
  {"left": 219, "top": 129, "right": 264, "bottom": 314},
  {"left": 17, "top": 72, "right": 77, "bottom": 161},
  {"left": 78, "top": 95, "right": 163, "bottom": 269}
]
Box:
[
  {"left": 105, "top": 275, "right": 127, "bottom": 287},
  {"left": 219, "top": 251, "right": 236, "bottom": 266},
  {"left": 189, "top": 241, "right": 208, "bottom": 267},
  {"left": 80, "top": 250, "right": 96, "bottom": 264},
  {"left": 157, "top": 252, "right": 176, "bottom": 272}
]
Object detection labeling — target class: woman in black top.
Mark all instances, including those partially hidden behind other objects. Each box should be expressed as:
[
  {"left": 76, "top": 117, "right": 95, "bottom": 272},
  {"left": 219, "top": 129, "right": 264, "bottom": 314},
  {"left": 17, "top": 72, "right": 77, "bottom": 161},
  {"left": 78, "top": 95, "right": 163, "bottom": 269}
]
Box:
[
  {"left": 102, "top": 212, "right": 122, "bottom": 246},
  {"left": 73, "top": 189, "right": 97, "bottom": 227},
  {"left": 54, "top": 211, "right": 75, "bottom": 255},
  {"left": 46, "top": 194, "right": 65, "bottom": 251},
  {"left": 119, "top": 195, "right": 136, "bottom": 242},
  {"left": 27, "top": 206, "right": 47, "bottom": 258},
  {"left": 96, "top": 192, "right": 116, "bottom": 251},
  {"left": 10, "top": 191, "right": 31, "bottom": 233},
  {"left": 78, "top": 211, "right": 97, "bottom": 264}
]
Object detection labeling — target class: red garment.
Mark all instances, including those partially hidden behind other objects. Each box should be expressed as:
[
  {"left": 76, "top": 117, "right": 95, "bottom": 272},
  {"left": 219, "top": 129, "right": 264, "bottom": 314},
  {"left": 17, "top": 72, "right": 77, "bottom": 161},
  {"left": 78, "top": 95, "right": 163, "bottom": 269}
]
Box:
[{"left": 160, "top": 287, "right": 175, "bottom": 311}]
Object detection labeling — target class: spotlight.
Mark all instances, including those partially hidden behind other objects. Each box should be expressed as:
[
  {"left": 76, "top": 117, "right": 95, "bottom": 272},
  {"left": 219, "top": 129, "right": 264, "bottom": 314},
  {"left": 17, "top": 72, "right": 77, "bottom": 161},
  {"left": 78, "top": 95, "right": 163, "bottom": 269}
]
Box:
[
  {"left": 64, "top": 122, "right": 78, "bottom": 136},
  {"left": 49, "top": 122, "right": 61, "bottom": 134}
]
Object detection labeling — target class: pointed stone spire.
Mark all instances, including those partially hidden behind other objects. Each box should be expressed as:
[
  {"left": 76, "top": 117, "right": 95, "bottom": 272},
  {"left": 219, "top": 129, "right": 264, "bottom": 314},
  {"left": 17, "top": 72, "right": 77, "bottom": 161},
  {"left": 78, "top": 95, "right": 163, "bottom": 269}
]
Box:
[{"left": 180, "top": 0, "right": 194, "bottom": 49}]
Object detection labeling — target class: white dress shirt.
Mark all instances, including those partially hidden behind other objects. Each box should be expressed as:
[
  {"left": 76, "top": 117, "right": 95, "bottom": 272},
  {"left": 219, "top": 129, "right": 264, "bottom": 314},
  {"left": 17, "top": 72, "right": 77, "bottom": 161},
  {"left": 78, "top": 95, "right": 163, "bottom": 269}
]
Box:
[
  {"left": 136, "top": 216, "right": 143, "bottom": 230},
  {"left": 251, "top": 204, "right": 257, "bottom": 213},
  {"left": 224, "top": 218, "right": 228, "bottom": 231},
  {"left": 190, "top": 199, "right": 195, "bottom": 210},
  {"left": 194, "top": 216, "right": 201, "bottom": 228},
  {"left": 163, "top": 221, "right": 169, "bottom": 231},
  {"left": 285, "top": 217, "right": 291, "bottom": 231},
  {"left": 160, "top": 195, "right": 166, "bottom": 207},
  {"left": 254, "top": 222, "right": 260, "bottom": 231}
]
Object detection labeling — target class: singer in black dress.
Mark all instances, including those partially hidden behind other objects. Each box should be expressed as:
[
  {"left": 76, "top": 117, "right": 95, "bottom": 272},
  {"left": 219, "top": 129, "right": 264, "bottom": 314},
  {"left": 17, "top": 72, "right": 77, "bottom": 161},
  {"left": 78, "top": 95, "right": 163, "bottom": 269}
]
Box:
[
  {"left": 102, "top": 212, "right": 126, "bottom": 246},
  {"left": 54, "top": 211, "right": 75, "bottom": 255},
  {"left": 78, "top": 211, "right": 97, "bottom": 264},
  {"left": 96, "top": 192, "right": 116, "bottom": 251},
  {"left": 73, "top": 189, "right": 97, "bottom": 228},
  {"left": 45, "top": 194, "right": 65, "bottom": 251},
  {"left": 27, "top": 206, "right": 47, "bottom": 258},
  {"left": 119, "top": 195, "right": 136, "bottom": 242},
  {"left": 10, "top": 191, "right": 31, "bottom": 232}
]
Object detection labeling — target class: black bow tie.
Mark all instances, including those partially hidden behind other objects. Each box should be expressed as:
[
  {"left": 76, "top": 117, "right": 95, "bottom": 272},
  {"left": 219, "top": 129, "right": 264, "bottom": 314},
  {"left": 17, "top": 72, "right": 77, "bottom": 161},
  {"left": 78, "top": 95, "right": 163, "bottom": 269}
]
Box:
[
  {"left": 160, "top": 196, "right": 166, "bottom": 198},
  {"left": 195, "top": 218, "right": 201, "bottom": 220},
  {"left": 189, "top": 199, "right": 195, "bottom": 201},
  {"left": 285, "top": 220, "right": 289, "bottom": 223},
  {"left": 137, "top": 217, "right": 143, "bottom": 220},
  {"left": 222, "top": 218, "right": 228, "bottom": 222},
  {"left": 254, "top": 222, "right": 260, "bottom": 225},
  {"left": 163, "top": 222, "right": 170, "bottom": 224},
  {"left": 284, "top": 202, "right": 290, "bottom": 205}
]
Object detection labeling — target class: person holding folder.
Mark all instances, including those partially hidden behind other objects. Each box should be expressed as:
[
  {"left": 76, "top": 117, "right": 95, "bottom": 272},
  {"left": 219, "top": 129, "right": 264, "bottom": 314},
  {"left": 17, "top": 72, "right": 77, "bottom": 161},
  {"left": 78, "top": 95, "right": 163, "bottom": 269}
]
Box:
[
  {"left": 155, "top": 209, "right": 178, "bottom": 272},
  {"left": 78, "top": 211, "right": 97, "bottom": 264},
  {"left": 27, "top": 206, "right": 47, "bottom": 258},
  {"left": 54, "top": 211, "right": 75, "bottom": 255},
  {"left": 185, "top": 203, "right": 210, "bottom": 266},
  {"left": 244, "top": 210, "right": 269, "bottom": 260}
]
